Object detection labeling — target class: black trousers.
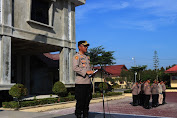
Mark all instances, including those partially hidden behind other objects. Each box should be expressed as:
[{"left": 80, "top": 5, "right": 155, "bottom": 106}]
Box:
[
  {"left": 152, "top": 94, "right": 159, "bottom": 107},
  {"left": 162, "top": 92, "right": 166, "bottom": 103},
  {"left": 144, "top": 95, "right": 150, "bottom": 108},
  {"left": 140, "top": 93, "right": 145, "bottom": 106},
  {"left": 75, "top": 84, "right": 92, "bottom": 116},
  {"left": 139, "top": 93, "right": 144, "bottom": 106},
  {"left": 133, "top": 95, "right": 138, "bottom": 106}
]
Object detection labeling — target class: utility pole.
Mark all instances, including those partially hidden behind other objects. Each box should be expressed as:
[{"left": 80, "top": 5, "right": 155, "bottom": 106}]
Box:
[{"left": 132, "top": 57, "right": 137, "bottom": 83}]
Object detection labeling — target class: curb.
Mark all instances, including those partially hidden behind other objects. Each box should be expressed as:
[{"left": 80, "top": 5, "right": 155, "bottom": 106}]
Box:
[{"left": 0, "top": 95, "right": 127, "bottom": 112}]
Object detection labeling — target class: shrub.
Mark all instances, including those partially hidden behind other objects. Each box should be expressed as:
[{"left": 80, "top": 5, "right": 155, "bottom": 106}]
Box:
[
  {"left": 124, "top": 89, "right": 132, "bottom": 93},
  {"left": 52, "top": 81, "right": 67, "bottom": 97},
  {"left": 2, "top": 92, "right": 122, "bottom": 108},
  {"left": 98, "top": 82, "right": 108, "bottom": 92},
  {"left": 112, "top": 83, "right": 120, "bottom": 89},
  {"left": 2, "top": 95, "right": 75, "bottom": 108},
  {"left": 9, "top": 84, "right": 28, "bottom": 100}
]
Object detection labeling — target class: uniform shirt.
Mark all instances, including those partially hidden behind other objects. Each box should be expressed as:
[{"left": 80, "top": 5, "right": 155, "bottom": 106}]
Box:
[
  {"left": 73, "top": 52, "right": 92, "bottom": 84},
  {"left": 158, "top": 83, "right": 163, "bottom": 94},
  {"left": 144, "top": 82, "right": 151, "bottom": 95},
  {"left": 151, "top": 83, "right": 159, "bottom": 94},
  {"left": 138, "top": 84, "right": 141, "bottom": 94},
  {"left": 141, "top": 83, "right": 144, "bottom": 93},
  {"left": 131, "top": 83, "right": 139, "bottom": 95},
  {"left": 162, "top": 83, "right": 166, "bottom": 92}
]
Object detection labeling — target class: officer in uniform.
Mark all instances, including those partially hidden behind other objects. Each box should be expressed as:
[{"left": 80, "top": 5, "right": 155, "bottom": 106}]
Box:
[
  {"left": 131, "top": 82, "right": 139, "bottom": 106},
  {"left": 162, "top": 81, "right": 167, "bottom": 104},
  {"left": 151, "top": 80, "right": 159, "bottom": 107},
  {"left": 140, "top": 81, "right": 145, "bottom": 106},
  {"left": 144, "top": 80, "right": 151, "bottom": 109},
  {"left": 73, "top": 41, "right": 94, "bottom": 118}
]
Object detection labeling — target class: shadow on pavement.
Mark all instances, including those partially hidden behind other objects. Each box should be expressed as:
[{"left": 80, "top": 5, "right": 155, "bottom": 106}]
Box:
[{"left": 54, "top": 112, "right": 168, "bottom": 118}]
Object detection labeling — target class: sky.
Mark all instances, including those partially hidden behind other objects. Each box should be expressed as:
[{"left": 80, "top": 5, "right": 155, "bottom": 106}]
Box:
[{"left": 75, "top": 0, "right": 177, "bottom": 69}]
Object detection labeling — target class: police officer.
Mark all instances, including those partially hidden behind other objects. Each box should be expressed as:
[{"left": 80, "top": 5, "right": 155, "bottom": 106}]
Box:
[
  {"left": 140, "top": 81, "right": 145, "bottom": 106},
  {"left": 73, "top": 41, "right": 94, "bottom": 118},
  {"left": 131, "top": 82, "right": 139, "bottom": 106},
  {"left": 144, "top": 80, "right": 151, "bottom": 109},
  {"left": 138, "top": 81, "right": 142, "bottom": 105},
  {"left": 151, "top": 80, "right": 159, "bottom": 107},
  {"left": 162, "top": 81, "right": 167, "bottom": 104}
]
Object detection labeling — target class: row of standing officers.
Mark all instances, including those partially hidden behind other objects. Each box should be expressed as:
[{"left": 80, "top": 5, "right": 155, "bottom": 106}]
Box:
[{"left": 131, "top": 80, "right": 167, "bottom": 109}]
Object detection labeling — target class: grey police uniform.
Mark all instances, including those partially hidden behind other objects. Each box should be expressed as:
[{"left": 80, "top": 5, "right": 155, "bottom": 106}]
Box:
[
  {"left": 73, "top": 52, "right": 92, "bottom": 118},
  {"left": 73, "top": 52, "right": 91, "bottom": 84},
  {"left": 144, "top": 82, "right": 151, "bottom": 109},
  {"left": 151, "top": 83, "right": 159, "bottom": 107},
  {"left": 162, "top": 83, "right": 166, "bottom": 104},
  {"left": 131, "top": 83, "right": 139, "bottom": 106}
]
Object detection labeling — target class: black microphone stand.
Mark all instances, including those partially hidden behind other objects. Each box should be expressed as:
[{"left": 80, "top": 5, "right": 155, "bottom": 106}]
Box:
[{"left": 100, "top": 66, "right": 106, "bottom": 118}]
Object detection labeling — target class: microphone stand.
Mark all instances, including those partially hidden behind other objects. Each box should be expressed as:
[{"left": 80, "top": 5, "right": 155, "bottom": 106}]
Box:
[{"left": 101, "top": 66, "right": 106, "bottom": 118}]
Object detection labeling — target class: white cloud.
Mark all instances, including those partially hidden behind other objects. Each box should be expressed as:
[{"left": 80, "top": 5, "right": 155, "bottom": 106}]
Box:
[
  {"left": 76, "top": 0, "right": 177, "bottom": 30},
  {"left": 76, "top": 0, "right": 129, "bottom": 21}
]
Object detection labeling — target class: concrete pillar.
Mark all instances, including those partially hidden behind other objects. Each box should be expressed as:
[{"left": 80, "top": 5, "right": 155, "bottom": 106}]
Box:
[
  {"left": 69, "top": 49, "right": 75, "bottom": 84},
  {"left": 0, "top": 36, "right": 11, "bottom": 84},
  {"left": 59, "top": 48, "right": 75, "bottom": 85},
  {"left": 60, "top": 48, "right": 69, "bottom": 84}
]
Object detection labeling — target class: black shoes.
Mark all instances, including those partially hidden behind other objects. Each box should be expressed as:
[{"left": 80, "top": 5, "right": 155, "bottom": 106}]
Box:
[
  {"left": 75, "top": 114, "right": 81, "bottom": 118},
  {"left": 163, "top": 102, "right": 167, "bottom": 104},
  {"left": 144, "top": 106, "right": 152, "bottom": 109}
]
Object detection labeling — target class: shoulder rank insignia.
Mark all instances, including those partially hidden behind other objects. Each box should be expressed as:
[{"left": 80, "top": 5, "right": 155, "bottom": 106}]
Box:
[{"left": 75, "top": 56, "right": 79, "bottom": 60}]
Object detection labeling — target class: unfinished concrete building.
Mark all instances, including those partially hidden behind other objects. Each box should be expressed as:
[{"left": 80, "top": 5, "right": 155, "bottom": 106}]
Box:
[{"left": 0, "top": 0, "right": 85, "bottom": 95}]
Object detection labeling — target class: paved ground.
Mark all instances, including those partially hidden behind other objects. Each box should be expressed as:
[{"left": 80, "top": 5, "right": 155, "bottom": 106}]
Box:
[
  {"left": 45, "top": 92, "right": 177, "bottom": 118},
  {"left": 0, "top": 92, "right": 176, "bottom": 118}
]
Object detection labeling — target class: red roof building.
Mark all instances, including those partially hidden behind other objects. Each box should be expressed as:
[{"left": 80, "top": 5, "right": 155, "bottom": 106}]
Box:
[
  {"left": 165, "top": 65, "right": 177, "bottom": 73},
  {"left": 94, "top": 65, "right": 128, "bottom": 77},
  {"left": 165, "top": 65, "right": 177, "bottom": 88}
]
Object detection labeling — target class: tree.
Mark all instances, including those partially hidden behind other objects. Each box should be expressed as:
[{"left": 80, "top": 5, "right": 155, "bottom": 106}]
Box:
[
  {"left": 87, "top": 46, "right": 115, "bottom": 67},
  {"left": 153, "top": 50, "right": 159, "bottom": 80},
  {"left": 9, "top": 84, "right": 28, "bottom": 109},
  {"left": 86, "top": 46, "right": 104, "bottom": 67},
  {"left": 129, "top": 65, "right": 147, "bottom": 82}
]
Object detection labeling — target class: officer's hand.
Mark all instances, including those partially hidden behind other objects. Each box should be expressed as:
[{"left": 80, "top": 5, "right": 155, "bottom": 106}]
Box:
[{"left": 86, "top": 71, "right": 94, "bottom": 75}]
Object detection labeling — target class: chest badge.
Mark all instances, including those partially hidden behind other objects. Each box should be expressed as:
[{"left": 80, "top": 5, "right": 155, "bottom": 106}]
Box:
[{"left": 75, "top": 56, "right": 79, "bottom": 60}]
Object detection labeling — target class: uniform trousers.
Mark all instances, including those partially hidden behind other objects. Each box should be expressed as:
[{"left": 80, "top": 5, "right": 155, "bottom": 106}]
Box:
[
  {"left": 75, "top": 84, "right": 92, "bottom": 117},
  {"left": 158, "top": 94, "right": 163, "bottom": 105},
  {"left": 144, "top": 95, "right": 150, "bottom": 108},
  {"left": 152, "top": 94, "right": 159, "bottom": 107},
  {"left": 139, "top": 92, "right": 144, "bottom": 106},
  {"left": 162, "top": 92, "right": 166, "bottom": 104},
  {"left": 133, "top": 95, "right": 138, "bottom": 106}
]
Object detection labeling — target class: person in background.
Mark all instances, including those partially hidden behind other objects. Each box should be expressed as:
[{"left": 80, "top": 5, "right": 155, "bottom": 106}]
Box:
[
  {"left": 151, "top": 80, "right": 159, "bottom": 107},
  {"left": 158, "top": 81, "right": 163, "bottom": 105},
  {"left": 144, "top": 80, "right": 151, "bottom": 109},
  {"left": 131, "top": 82, "right": 139, "bottom": 106},
  {"left": 162, "top": 81, "right": 167, "bottom": 104},
  {"left": 138, "top": 81, "right": 142, "bottom": 105},
  {"left": 140, "top": 81, "right": 145, "bottom": 106}
]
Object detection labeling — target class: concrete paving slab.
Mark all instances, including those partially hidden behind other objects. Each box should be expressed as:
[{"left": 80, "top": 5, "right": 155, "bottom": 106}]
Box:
[{"left": 0, "top": 110, "right": 59, "bottom": 118}]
